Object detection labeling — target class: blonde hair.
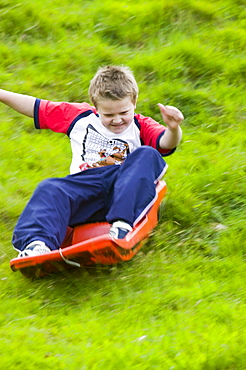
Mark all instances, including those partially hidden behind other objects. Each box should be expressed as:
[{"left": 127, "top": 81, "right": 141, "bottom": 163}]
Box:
[{"left": 89, "top": 65, "right": 138, "bottom": 107}]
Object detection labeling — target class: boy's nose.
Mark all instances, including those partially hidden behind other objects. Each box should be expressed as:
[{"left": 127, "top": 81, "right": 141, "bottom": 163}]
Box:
[{"left": 113, "top": 115, "right": 121, "bottom": 123}]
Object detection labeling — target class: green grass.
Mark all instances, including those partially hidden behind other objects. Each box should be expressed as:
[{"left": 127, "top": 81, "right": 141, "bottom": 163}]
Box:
[{"left": 0, "top": 0, "right": 245, "bottom": 368}]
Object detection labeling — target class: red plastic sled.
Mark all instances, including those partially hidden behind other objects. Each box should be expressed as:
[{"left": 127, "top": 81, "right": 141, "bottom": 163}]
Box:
[{"left": 10, "top": 181, "right": 167, "bottom": 278}]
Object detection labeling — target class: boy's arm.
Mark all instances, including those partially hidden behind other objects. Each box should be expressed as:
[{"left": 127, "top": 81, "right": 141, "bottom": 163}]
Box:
[
  {"left": 158, "top": 104, "right": 183, "bottom": 149},
  {"left": 0, "top": 89, "right": 36, "bottom": 118}
]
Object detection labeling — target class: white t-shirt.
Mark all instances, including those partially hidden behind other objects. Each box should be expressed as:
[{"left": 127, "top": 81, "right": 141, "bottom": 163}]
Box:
[{"left": 34, "top": 100, "right": 174, "bottom": 174}]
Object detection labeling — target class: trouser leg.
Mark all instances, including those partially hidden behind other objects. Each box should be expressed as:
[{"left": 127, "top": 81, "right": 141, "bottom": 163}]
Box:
[
  {"left": 106, "top": 146, "right": 167, "bottom": 227},
  {"left": 12, "top": 167, "right": 118, "bottom": 251}
]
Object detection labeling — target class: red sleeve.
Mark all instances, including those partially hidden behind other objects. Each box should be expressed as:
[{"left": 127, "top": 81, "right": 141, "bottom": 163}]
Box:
[
  {"left": 134, "top": 113, "right": 176, "bottom": 156},
  {"left": 34, "top": 99, "right": 97, "bottom": 135}
]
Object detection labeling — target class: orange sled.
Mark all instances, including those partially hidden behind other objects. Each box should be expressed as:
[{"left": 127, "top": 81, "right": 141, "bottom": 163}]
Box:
[{"left": 10, "top": 181, "right": 167, "bottom": 278}]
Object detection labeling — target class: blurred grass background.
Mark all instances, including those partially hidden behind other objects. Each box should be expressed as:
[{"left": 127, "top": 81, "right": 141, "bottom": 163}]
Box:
[{"left": 0, "top": 0, "right": 245, "bottom": 368}]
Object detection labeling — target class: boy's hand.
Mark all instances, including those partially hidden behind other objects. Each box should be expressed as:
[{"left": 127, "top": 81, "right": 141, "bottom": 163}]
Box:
[{"left": 158, "top": 103, "right": 184, "bottom": 130}]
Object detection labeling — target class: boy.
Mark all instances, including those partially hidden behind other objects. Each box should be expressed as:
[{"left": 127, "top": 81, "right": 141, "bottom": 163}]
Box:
[{"left": 0, "top": 65, "right": 183, "bottom": 257}]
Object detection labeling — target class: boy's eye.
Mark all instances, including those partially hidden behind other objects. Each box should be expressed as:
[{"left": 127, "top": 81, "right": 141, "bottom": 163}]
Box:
[{"left": 103, "top": 110, "right": 129, "bottom": 117}]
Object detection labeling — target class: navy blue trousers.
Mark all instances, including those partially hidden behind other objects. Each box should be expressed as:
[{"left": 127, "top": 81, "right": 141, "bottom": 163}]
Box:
[{"left": 13, "top": 146, "right": 167, "bottom": 251}]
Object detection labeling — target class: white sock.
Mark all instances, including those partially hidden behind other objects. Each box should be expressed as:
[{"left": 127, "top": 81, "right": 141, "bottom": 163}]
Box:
[{"left": 112, "top": 220, "right": 133, "bottom": 232}]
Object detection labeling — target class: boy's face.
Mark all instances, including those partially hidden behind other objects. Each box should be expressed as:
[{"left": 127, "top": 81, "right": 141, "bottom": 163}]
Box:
[{"left": 96, "top": 97, "right": 136, "bottom": 134}]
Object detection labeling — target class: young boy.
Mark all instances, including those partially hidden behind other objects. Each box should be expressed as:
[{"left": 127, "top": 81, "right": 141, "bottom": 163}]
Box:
[{"left": 0, "top": 65, "right": 183, "bottom": 257}]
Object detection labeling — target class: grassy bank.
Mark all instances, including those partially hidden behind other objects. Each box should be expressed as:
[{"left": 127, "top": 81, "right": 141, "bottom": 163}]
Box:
[{"left": 0, "top": 0, "right": 245, "bottom": 368}]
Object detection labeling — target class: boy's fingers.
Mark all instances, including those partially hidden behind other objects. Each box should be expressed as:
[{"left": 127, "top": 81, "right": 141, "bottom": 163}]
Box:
[
  {"left": 158, "top": 103, "right": 184, "bottom": 122},
  {"left": 157, "top": 103, "right": 167, "bottom": 114}
]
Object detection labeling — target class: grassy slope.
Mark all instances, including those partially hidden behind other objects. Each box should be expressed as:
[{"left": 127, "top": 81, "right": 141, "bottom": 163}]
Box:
[{"left": 0, "top": 0, "right": 245, "bottom": 368}]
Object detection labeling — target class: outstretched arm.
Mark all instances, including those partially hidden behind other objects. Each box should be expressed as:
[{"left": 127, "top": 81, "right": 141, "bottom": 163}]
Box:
[
  {"left": 0, "top": 89, "right": 36, "bottom": 118},
  {"left": 158, "top": 104, "right": 183, "bottom": 149}
]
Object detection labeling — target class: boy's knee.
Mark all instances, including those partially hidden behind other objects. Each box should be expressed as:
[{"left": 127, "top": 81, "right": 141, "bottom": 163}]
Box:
[
  {"left": 135, "top": 146, "right": 155, "bottom": 153},
  {"left": 36, "top": 178, "right": 60, "bottom": 192},
  {"left": 124, "top": 146, "right": 166, "bottom": 172},
  {"left": 131, "top": 146, "right": 163, "bottom": 160}
]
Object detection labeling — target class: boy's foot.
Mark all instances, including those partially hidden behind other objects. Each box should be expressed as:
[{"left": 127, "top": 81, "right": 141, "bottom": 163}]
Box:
[
  {"left": 18, "top": 241, "right": 51, "bottom": 258},
  {"left": 109, "top": 221, "right": 133, "bottom": 239}
]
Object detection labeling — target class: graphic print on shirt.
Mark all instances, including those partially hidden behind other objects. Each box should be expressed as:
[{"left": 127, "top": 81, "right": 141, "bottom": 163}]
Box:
[{"left": 82, "top": 124, "right": 130, "bottom": 167}]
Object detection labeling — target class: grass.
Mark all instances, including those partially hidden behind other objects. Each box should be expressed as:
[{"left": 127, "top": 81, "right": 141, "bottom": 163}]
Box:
[{"left": 0, "top": 0, "right": 246, "bottom": 368}]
